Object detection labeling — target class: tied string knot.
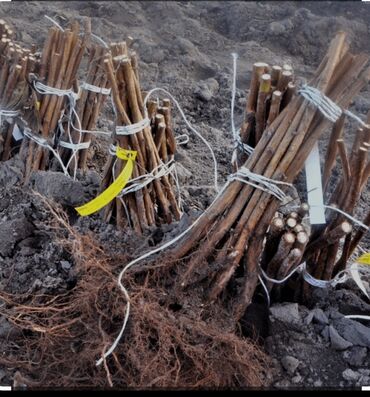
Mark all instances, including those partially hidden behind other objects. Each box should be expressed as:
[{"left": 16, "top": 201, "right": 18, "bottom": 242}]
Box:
[
  {"left": 120, "top": 159, "right": 176, "bottom": 196},
  {"left": 109, "top": 143, "right": 178, "bottom": 199},
  {"left": 298, "top": 84, "right": 369, "bottom": 127},
  {"left": 229, "top": 166, "right": 293, "bottom": 201},
  {"left": 33, "top": 80, "right": 79, "bottom": 101},
  {"left": 233, "top": 134, "right": 254, "bottom": 155}
]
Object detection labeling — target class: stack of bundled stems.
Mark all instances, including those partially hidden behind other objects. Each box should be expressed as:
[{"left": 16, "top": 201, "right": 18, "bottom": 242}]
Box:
[
  {"left": 237, "top": 62, "right": 296, "bottom": 166},
  {"left": 101, "top": 43, "right": 181, "bottom": 233},
  {"left": 0, "top": 20, "right": 38, "bottom": 161},
  {"left": 164, "top": 32, "right": 370, "bottom": 320},
  {"left": 300, "top": 109, "right": 370, "bottom": 296},
  {"left": 60, "top": 41, "right": 113, "bottom": 172},
  {"left": 146, "top": 96, "right": 177, "bottom": 164},
  {"left": 261, "top": 203, "right": 310, "bottom": 299},
  {"left": 21, "top": 20, "right": 89, "bottom": 181}
]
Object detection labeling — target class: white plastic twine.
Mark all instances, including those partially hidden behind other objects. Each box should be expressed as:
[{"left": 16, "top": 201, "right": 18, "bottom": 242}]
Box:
[
  {"left": 34, "top": 78, "right": 111, "bottom": 178},
  {"left": 120, "top": 161, "right": 176, "bottom": 196},
  {"left": 115, "top": 118, "right": 151, "bottom": 136},
  {"left": 345, "top": 315, "right": 370, "bottom": 321},
  {"left": 298, "top": 85, "right": 369, "bottom": 128},
  {"left": 95, "top": 180, "right": 232, "bottom": 366},
  {"left": 33, "top": 80, "right": 84, "bottom": 179},
  {"left": 44, "top": 14, "right": 109, "bottom": 49},
  {"left": 96, "top": 161, "right": 294, "bottom": 365},
  {"left": 229, "top": 166, "right": 293, "bottom": 201},
  {"left": 292, "top": 204, "right": 370, "bottom": 232},
  {"left": 259, "top": 202, "right": 370, "bottom": 305},
  {"left": 230, "top": 53, "right": 254, "bottom": 167},
  {"left": 44, "top": 15, "right": 64, "bottom": 31},
  {"left": 34, "top": 81, "right": 77, "bottom": 99},
  {"left": 23, "top": 128, "right": 70, "bottom": 176},
  {"left": 59, "top": 140, "right": 91, "bottom": 151},
  {"left": 91, "top": 33, "right": 109, "bottom": 49},
  {"left": 108, "top": 143, "right": 181, "bottom": 207},
  {"left": 259, "top": 261, "right": 349, "bottom": 306},
  {"left": 43, "top": 14, "right": 112, "bottom": 145}
]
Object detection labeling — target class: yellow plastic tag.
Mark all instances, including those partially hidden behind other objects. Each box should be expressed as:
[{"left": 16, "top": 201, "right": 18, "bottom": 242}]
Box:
[
  {"left": 75, "top": 147, "right": 137, "bottom": 217},
  {"left": 356, "top": 252, "right": 370, "bottom": 266},
  {"left": 35, "top": 100, "right": 41, "bottom": 111}
]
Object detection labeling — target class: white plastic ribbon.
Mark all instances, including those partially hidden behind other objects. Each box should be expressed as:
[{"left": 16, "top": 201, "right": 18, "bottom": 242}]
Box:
[
  {"left": 58, "top": 140, "right": 91, "bottom": 151},
  {"left": 115, "top": 118, "right": 151, "bottom": 136},
  {"left": 80, "top": 82, "right": 111, "bottom": 96}
]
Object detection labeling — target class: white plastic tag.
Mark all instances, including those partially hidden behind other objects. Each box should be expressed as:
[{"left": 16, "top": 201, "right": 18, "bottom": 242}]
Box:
[
  {"left": 12, "top": 124, "right": 24, "bottom": 141},
  {"left": 305, "top": 143, "right": 326, "bottom": 224}
]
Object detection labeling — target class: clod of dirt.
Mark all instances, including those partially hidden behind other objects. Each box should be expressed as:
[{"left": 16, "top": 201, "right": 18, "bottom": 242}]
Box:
[
  {"left": 281, "top": 355, "right": 300, "bottom": 375},
  {"left": 0, "top": 156, "right": 24, "bottom": 188},
  {"left": 194, "top": 78, "right": 220, "bottom": 102},
  {"left": 28, "top": 170, "right": 100, "bottom": 207},
  {"left": 0, "top": 216, "right": 33, "bottom": 257},
  {"left": 343, "top": 347, "right": 368, "bottom": 367},
  {"left": 328, "top": 325, "right": 353, "bottom": 351},
  {"left": 269, "top": 303, "right": 301, "bottom": 326},
  {"left": 331, "top": 317, "right": 370, "bottom": 348}
]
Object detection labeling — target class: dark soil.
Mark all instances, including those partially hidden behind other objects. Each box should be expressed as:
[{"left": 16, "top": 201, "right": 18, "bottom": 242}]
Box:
[{"left": 0, "top": 0, "right": 369, "bottom": 390}]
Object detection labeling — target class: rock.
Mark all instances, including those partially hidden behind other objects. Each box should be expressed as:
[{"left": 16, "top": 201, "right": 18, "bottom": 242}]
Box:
[
  {"left": 332, "top": 317, "right": 370, "bottom": 348},
  {"left": 270, "top": 303, "right": 301, "bottom": 325},
  {"left": 281, "top": 355, "right": 300, "bottom": 375},
  {"left": 304, "top": 311, "right": 315, "bottom": 325},
  {"left": 330, "top": 289, "right": 370, "bottom": 316},
  {"left": 313, "top": 380, "right": 323, "bottom": 387},
  {"left": 238, "top": 97, "right": 247, "bottom": 107},
  {"left": 342, "top": 368, "right": 360, "bottom": 382},
  {"left": 194, "top": 78, "right": 219, "bottom": 102},
  {"left": 359, "top": 375, "right": 370, "bottom": 386},
  {"left": 327, "top": 309, "right": 344, "bottom": 320},
  {"left": 292, "top": 375, "right": 302, "bottom": 384},
  {"left": 273, "top": 379, "right": 290, "bottom": 388},
  {"left": 174, "top": 37, "right": 197, "bottom": 56},
  {"left": 343, "top": 347, "right": 368, "bottom": 367},
  {"left": 60, "top": 261, "right": 72, "bottom": 271},
  {"left": 312, "top": 287, "right": 329, "bottom": 302},
  {"left": 0, "top": 156, "right": 24, "bottom": 188},
  {"left": 312, "top": 308, "right": 329, "bottom": 325},
  {"left": 135, "top": 39, "right": 165, "bottom": 64},
  {"left": 268, "top": 21, "right": 286, "bottom": 35},
  {"left": 328, "top": 325, "right": 353, "bottom": 350}
]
